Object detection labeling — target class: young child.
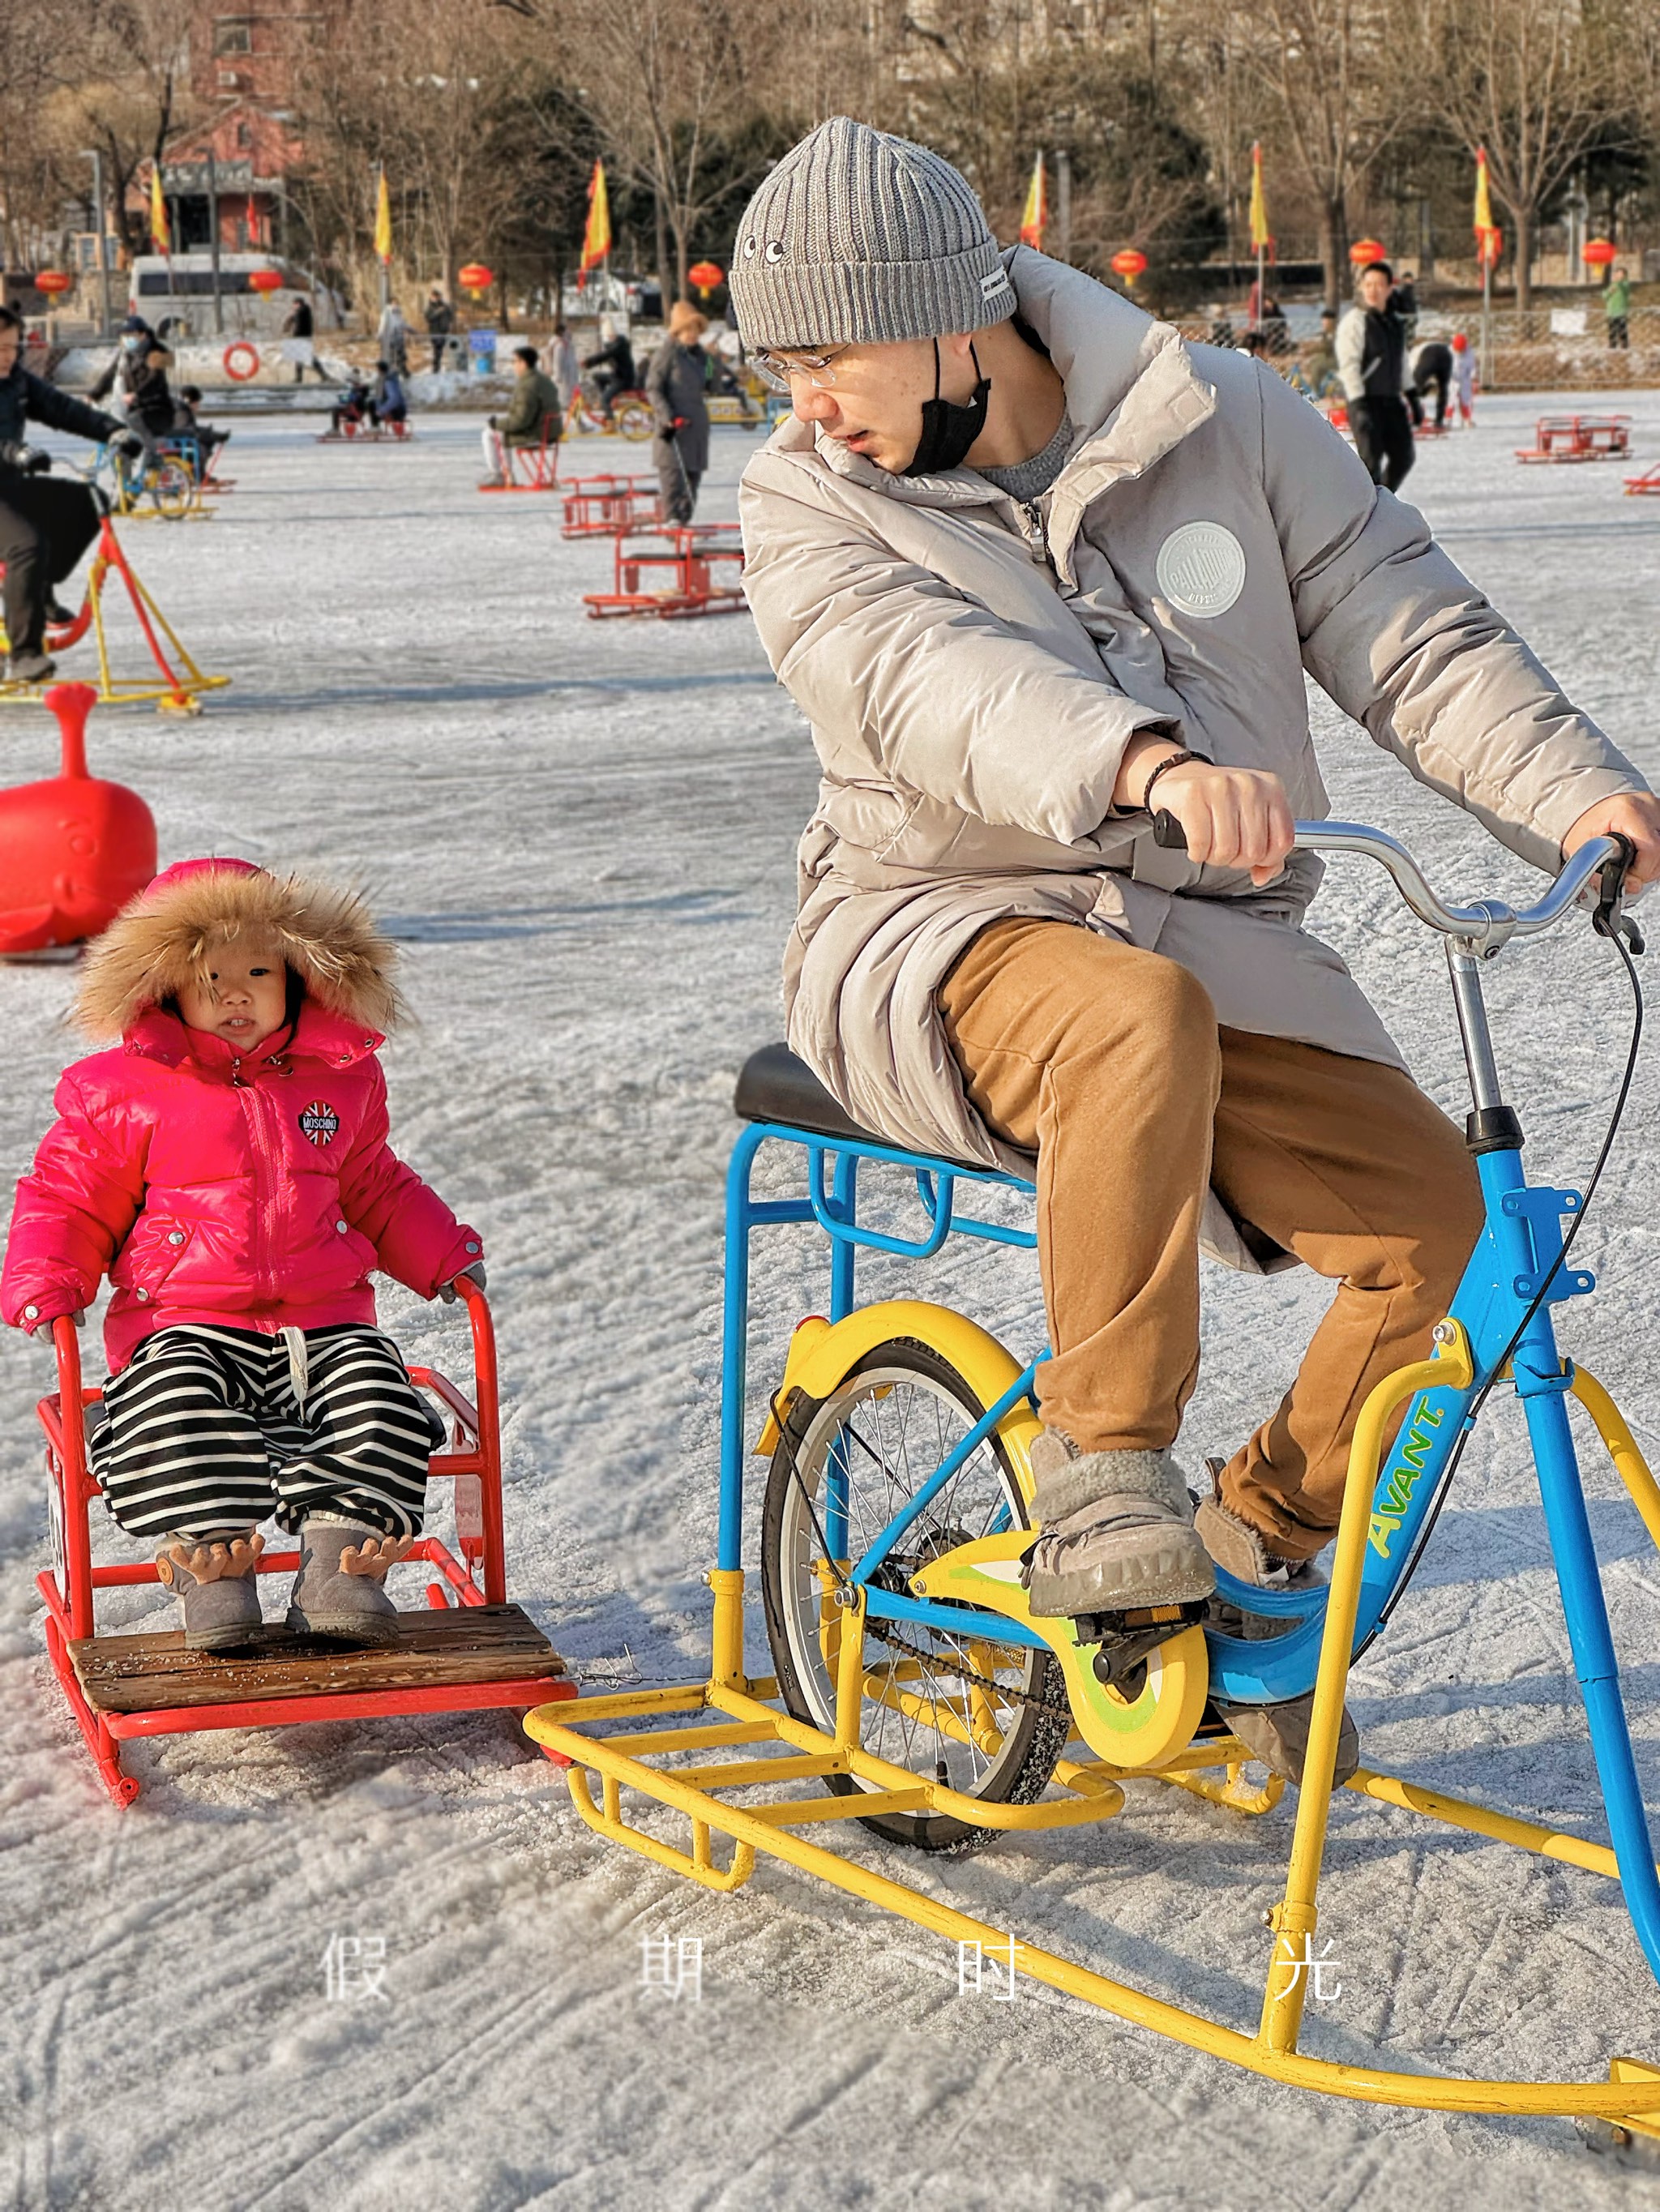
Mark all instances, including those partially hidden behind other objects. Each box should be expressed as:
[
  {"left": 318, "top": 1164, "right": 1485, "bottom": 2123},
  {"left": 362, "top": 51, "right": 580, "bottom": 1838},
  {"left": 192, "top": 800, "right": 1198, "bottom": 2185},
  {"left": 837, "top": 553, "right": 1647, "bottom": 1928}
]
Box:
[
  {"left": 331, "top": 374, "right": 372, "bottom": 436},
  {"left": 1450, "top": 332, "right": 1476, "bottom": 427},
  {"left": 173, "top": 384, "right": 232, "bottom": 468},
  {"left": 2, "top": 858, "right": 484, "bottom": 1650}
]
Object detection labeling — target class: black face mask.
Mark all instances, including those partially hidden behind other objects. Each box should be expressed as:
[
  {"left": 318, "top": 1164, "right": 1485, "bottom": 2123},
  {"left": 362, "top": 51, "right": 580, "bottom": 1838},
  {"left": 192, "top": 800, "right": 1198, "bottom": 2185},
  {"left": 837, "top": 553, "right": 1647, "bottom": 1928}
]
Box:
[{"left": 903, "top": 340, "right": 990, "bottom": 477}]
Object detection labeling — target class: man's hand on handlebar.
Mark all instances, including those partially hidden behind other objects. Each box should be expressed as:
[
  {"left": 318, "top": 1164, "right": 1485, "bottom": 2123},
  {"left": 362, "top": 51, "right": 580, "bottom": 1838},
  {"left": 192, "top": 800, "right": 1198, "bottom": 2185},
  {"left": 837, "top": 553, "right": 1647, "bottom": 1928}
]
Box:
[
  {"left": 1114, "top": 739, "right": 1295, "bottom": 887},
  {"left": 1562, "top": 789, "right": 1660, "bottom": 894}
]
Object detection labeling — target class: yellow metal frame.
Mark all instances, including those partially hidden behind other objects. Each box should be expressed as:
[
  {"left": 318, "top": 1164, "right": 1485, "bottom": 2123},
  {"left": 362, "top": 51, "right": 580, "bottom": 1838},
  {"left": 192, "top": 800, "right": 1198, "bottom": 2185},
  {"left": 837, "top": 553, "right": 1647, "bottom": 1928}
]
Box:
[
  {"left": 525, "top": 1327, "right": 1660, "bottom": 2124},
  {"left": 109, "top": 451, "right": 212, "bottom": 525},
  {"left": 0, "top": 542, "right": 229, "bottom": 716}
]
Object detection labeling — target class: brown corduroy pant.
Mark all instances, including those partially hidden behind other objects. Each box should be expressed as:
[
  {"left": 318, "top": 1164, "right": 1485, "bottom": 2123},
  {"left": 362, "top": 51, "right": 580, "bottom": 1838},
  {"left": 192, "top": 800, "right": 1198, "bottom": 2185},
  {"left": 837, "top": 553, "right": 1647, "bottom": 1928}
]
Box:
[{"left": 938, "top": 918, "right": 1484, "bottom": 1562}]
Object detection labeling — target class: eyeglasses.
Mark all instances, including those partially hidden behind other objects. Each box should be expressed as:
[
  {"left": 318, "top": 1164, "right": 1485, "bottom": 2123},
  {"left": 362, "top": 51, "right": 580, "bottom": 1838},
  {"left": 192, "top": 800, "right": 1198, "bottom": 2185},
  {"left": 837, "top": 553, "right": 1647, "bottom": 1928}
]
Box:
[{"left": 751, "top": 344, "right": 850, "bottom": 393}]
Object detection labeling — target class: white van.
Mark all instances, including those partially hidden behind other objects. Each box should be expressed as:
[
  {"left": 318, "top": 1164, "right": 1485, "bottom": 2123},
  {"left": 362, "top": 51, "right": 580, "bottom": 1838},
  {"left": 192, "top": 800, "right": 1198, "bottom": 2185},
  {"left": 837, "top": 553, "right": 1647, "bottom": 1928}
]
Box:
[{"left": 127, "top": 255, "right": 344, "bottom": 340}]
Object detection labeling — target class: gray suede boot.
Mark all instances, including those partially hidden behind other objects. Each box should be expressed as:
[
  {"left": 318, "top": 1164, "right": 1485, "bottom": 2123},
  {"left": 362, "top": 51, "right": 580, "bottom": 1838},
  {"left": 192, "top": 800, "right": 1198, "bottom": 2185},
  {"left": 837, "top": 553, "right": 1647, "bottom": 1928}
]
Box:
[
  {"left": 1023, "top": 1430, "right": 1216, "bottom": 1617},
  {"left": 155, "top": 1530, "right": 265, "bottom": 1651},
  {"left": 285, "top": 1517, "right": 415, "bottom": 1646},
  {"left": 1195, "top": 1478, "right": 1359, "bottom": 1787}
]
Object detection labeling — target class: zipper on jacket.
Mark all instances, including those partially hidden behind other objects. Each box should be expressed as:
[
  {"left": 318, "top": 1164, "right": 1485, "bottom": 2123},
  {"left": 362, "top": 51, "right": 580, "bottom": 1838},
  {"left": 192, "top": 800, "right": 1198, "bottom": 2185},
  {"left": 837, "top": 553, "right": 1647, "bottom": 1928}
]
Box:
[{"left": 238, "top": 1068, "right": 283, "bottom": 1306}]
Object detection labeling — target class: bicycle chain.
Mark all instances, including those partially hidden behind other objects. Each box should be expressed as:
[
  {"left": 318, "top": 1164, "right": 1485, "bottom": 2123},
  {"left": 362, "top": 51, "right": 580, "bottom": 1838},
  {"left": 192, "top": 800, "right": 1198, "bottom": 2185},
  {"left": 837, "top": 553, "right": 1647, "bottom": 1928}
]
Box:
[{"left": 859, "top": 1610, "right": 1074, "bottom": 1723}]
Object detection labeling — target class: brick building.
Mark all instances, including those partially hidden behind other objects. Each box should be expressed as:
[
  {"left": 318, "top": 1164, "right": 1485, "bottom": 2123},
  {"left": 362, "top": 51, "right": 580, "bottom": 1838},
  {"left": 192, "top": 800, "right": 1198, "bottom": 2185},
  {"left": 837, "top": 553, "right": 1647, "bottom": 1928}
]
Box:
[{"left": 139, "top": 4, "right": 319, "bottom": 259}]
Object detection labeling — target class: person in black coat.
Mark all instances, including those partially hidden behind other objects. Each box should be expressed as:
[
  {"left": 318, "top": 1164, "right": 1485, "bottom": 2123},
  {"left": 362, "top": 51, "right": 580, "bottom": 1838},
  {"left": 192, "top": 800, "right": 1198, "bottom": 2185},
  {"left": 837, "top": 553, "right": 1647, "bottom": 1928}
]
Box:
[
  {"left": 0, "top": 306, "right": 137, "bottom": 682},
  {"left": 424, "top": 288, "right": 455, "bottom": 374},
  {"left": 583, "top": 320, "right": 636, "bottom": 416}
]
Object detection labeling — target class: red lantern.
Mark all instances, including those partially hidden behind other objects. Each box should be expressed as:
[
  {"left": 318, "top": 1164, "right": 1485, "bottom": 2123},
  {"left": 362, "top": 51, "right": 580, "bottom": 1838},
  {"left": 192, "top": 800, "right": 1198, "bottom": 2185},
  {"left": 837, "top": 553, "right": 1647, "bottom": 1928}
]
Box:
[
  {"left": 1110, "top": 248, "right": 1149, "bottom": 285},
  {"left": 1583, "top": 237, "right": 1618, "bottom": 269},
  {"left": 458, "top": 263, "right": 494, "bottom": 300},
  {"left": 247, "top": 267, "right": 284, "bottom": 296},
  {"left": 33, "top": 270, "right": 73, "bottom": 299},
  {"left": 687, "top": 259, "right": 724, "bottom": 301},
  {"left": 1349, "top": 237, "right": 1387, "bottom": 266}
]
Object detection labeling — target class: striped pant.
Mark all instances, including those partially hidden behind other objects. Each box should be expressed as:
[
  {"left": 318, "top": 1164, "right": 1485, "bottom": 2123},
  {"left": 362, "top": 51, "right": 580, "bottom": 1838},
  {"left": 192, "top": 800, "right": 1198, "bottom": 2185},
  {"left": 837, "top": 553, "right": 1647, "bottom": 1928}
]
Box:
[{"left": 92, "top": 1324, "right": 434, "bottom": 1542}]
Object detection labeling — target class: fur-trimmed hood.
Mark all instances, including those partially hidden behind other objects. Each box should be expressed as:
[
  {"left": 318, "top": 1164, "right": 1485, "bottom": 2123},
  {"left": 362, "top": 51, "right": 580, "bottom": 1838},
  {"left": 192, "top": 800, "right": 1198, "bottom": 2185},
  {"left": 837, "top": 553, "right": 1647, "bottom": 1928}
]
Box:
[{"left": 75, "top": 860, "right": 404, "bottom": 1040}]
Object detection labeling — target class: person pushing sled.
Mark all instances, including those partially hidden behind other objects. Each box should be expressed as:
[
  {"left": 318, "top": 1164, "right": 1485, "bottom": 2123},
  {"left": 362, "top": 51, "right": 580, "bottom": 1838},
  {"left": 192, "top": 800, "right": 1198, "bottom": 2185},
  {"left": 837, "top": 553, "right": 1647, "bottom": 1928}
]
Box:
[
  {"left": 3, "top": 860, "right": 485, "bottom": 1650},
  {"left": 729, "top": 118, "right": 1660, "bottom": 1781}
]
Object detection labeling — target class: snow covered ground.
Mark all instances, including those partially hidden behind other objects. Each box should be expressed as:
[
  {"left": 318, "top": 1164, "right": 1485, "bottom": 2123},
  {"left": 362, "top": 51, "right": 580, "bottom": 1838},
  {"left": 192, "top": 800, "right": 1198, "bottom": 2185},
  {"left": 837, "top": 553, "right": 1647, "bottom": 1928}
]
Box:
[{"left": 6, "top": 394, "right": 1660, "bottom": 2209}]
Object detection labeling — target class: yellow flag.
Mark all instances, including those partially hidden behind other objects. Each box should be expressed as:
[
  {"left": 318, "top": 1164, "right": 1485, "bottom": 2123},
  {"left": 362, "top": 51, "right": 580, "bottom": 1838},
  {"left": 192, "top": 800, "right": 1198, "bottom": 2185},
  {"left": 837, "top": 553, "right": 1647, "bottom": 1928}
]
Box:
[
  {"left": 374, "top": 168, "right": 393, "bottom": 266},
  {"left": 1474, "top": 146, "right": 1501, "bottom": 267},
  {"left": 580, "top": 160, "right": 612, "bottom": 277},
  {"left": 149, "top": 165, "right": 170, "bottom": 255},
  {"left": 1020, "top": 153, "right": 1046, "bottom": 250},
  {"left": 1248, "top": 143, "right": 1270, "bottom": 252}
]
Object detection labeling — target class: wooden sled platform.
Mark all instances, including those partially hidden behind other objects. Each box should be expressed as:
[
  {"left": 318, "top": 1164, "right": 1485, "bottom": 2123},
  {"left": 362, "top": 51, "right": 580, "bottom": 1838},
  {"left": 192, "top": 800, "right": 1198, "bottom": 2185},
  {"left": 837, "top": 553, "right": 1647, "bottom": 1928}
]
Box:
[{"left": 68, "top": 1602, "right": 563, "bottom": 1717}]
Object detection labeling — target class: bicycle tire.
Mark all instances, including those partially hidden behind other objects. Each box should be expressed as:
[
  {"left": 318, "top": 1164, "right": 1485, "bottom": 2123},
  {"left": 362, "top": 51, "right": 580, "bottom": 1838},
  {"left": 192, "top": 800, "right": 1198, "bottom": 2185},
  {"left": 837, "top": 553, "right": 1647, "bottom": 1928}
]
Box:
[{"left": 761, "top": 1335, "right": 1067, "bottom": 1854}]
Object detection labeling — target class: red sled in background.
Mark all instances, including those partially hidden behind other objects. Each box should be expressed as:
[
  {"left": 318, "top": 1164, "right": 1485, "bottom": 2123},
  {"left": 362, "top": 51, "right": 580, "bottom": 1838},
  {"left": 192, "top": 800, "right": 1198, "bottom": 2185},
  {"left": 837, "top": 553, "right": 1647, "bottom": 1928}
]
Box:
[
  {"left": 0, "top": 683, "right": 156, "bottom": 955},
  {"left": 1516, "top": 414, "right": 1631, "bottom": 463}
]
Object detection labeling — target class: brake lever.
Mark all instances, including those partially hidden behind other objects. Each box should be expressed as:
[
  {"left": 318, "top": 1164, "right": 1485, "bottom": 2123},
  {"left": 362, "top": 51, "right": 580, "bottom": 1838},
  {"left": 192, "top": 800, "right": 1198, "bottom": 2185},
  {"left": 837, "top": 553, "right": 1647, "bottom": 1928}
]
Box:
[{"left": 1594, "top": 832, "right": 1645, "bottom": 955}]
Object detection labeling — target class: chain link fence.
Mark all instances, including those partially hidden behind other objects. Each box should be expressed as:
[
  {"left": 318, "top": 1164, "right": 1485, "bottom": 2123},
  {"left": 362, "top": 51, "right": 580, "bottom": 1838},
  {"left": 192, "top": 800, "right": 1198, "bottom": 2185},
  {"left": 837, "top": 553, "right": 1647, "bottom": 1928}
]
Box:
[{"left": 1170, "top": 305, "right": 1660, "bottom": 391}]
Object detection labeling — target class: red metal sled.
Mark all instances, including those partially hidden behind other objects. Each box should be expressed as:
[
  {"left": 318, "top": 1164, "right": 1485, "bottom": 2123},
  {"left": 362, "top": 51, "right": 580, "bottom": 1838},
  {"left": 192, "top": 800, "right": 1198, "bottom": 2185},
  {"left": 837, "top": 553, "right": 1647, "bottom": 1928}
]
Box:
[
  {"left": 1516, "top": 413, "right": 1630, "bottom": 463},
  {"left": 35, "top": 1277, "right": 572, "bottom": 1806},
  {"left": 315, "top": 417, "right": 414, "bottom": 444},
  {"left": 583, "top": 522, "right": 747, "bottom": 619},
  {"left": 561, "top": 473, "right": 661, "bottom": 539},
  {"left": 1625, "top": 462, "right": 1660, "bottom": 495}
]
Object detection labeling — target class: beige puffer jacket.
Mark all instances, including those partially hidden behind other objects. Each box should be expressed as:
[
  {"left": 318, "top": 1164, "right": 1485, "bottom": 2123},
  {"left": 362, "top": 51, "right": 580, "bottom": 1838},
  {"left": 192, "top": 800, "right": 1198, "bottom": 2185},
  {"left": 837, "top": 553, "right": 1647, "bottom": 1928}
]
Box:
[{"left": 738, "top": 248, "right": 1643, "bottom": 1269}]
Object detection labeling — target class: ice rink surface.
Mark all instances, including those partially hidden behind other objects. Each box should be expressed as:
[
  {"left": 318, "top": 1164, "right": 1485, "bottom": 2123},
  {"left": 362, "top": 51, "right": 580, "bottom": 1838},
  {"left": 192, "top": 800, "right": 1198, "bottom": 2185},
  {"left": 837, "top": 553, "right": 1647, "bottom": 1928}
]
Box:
[{"left": 6, "top": 394, "right": 1660, "bottom": 2209}]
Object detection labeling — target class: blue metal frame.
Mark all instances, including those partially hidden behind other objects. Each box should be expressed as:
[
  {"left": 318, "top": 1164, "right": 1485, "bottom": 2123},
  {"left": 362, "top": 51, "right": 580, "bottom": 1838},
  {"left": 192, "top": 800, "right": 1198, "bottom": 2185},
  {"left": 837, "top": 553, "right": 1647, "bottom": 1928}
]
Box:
[{"left": 721, "top": 1107, "right": 1660, "bottom": 1979}]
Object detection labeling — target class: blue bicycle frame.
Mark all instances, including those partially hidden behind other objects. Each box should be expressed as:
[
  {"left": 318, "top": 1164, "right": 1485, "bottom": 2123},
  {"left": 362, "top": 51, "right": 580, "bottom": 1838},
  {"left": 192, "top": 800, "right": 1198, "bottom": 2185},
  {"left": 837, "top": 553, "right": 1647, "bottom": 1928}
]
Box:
[{"left": 719, "top": 826, "right": 1660, "bottom": 1978}]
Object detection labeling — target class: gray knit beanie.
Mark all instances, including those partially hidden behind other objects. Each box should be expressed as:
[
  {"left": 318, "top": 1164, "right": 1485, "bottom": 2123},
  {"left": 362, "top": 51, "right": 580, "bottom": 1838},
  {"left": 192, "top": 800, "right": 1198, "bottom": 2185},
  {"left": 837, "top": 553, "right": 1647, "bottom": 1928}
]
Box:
[{"left": 728, "top": 117, "right": 1017, "bottom": 352}]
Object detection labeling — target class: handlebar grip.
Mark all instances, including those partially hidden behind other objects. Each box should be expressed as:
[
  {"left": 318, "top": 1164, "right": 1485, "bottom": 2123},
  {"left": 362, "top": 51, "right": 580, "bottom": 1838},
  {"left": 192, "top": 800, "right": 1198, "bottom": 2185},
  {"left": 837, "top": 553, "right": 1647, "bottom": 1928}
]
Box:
[
  {"left": 1594, "top": 831, "right": 1644, "bottom": 952},
  {"left": 1151, "top": 808, "right": 1188, "bottom": 852}
]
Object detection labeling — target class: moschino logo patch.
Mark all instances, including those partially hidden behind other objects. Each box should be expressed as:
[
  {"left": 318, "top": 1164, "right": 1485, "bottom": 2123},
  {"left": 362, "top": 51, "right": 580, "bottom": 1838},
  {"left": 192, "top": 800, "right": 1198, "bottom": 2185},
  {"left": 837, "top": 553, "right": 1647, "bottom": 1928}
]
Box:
[{"left": 298, "top": 1101, "right": 341, "bottom": 1147}]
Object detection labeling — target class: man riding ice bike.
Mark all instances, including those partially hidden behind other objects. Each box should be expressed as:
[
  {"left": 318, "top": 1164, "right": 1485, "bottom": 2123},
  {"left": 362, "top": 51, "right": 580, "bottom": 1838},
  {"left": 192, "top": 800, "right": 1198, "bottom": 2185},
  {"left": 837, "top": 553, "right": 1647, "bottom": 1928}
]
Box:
[
  {"left": 729, "top": 118, "right": 1660, "bottom": 1784},
  {"left": 0, "top": 306, "right": 140, "bottom": 683}
]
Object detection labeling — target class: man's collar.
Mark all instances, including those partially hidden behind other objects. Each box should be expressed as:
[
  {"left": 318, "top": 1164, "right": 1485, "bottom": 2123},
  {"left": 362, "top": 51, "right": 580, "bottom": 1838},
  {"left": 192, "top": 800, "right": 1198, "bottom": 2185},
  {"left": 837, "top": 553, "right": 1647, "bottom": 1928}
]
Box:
[{"left": 782, "top": 244, "right": 1217, "bottom": 575}]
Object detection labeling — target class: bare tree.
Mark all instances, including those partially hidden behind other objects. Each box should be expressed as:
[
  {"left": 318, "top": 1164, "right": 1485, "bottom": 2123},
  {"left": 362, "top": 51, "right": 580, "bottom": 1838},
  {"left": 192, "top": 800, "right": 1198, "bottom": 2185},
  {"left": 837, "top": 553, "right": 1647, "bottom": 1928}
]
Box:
[
  {"left": 45, "top": 0, "right": 204, "bottom": 260},
  {"left": 1239, "top": 0, "right": 1408, "bottom": 310},
  {"left": 1418, "top": 0, "right": 1630, "bottom": 306},
  {"left": 292, "top": 0, "right": 546, "bottom": 307},
  {"left": 563, "top": 0, "right": 784, "bottom": 298}
]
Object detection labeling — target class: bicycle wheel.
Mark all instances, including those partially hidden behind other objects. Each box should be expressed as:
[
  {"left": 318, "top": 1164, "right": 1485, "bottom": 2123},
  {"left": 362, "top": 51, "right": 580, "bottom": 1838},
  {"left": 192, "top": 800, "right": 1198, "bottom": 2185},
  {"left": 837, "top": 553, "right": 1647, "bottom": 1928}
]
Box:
[
  {"left": 762, "top": 1336, "right": 1067, "bottom": 1853},
  {"left": 614, "top": 398, "right": 655, "bottom": 442},
  {"left": 150, "top": 458, "right": 194, "bottom": 520}
]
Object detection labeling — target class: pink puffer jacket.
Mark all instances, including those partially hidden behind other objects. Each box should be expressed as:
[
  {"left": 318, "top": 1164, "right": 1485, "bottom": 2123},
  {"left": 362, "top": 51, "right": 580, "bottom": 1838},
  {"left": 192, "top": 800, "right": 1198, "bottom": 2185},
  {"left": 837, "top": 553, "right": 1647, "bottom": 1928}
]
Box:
[{"left": 2, "top": 1003, "right": 482, "bottom": 1371}]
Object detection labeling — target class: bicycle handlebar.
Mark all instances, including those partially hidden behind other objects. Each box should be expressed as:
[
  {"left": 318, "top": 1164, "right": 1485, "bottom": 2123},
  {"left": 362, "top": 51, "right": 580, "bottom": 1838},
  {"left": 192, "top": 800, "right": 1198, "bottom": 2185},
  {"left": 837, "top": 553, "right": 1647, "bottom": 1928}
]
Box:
[{"left": 1149, "top": 811, "right": 1632, "bottom": 952}]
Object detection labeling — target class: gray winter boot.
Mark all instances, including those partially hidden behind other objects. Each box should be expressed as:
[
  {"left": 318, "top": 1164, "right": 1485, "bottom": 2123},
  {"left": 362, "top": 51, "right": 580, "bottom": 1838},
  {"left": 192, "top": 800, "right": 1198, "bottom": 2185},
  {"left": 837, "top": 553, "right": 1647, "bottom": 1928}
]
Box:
[
  {"left": 155, "top": 1530, "right": 265, "bottom": 1651},
  {"left": 1023, "top": 1430, "right": 1216, "bottom": 1617},
  {"left": 1195, "top": 1478, "right": 1359, "bottom": 1787},
  {"left": 285, "top": 1517, "right": 414, "bottom": 1646}
]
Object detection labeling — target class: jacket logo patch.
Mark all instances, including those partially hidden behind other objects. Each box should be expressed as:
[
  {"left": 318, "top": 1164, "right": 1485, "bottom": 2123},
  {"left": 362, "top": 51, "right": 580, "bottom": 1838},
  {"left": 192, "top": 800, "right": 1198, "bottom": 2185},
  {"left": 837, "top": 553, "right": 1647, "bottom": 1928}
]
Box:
[
  {"left": 298, "top": 1101, "right": 340, "bottom": 1147},
  {"left": 1154, "top": 520, "right": 1247, "bottom": 619}
]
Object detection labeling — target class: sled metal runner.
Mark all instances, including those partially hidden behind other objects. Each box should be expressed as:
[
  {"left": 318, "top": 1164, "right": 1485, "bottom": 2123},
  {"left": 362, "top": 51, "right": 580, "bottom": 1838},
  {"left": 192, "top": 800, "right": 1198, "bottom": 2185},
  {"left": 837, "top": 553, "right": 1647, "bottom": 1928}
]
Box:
[
  {"left": 583, "top": 522, "right": 746, "bottom": 618},
  {"left": 561, "top": 474, "right": 660, "bottom": 538},
  {"left": 528, "top": 821, "right": 1660, "bottom": 2133},
  {"left": 39, "top": 1277, "right": 572, "bottom": 1804},
  {"left": 1515, "top": 413, "right": 1631, "bottom": 462},
  {"left": 0, "top": 510, "right": 229, "bottom": 714}
]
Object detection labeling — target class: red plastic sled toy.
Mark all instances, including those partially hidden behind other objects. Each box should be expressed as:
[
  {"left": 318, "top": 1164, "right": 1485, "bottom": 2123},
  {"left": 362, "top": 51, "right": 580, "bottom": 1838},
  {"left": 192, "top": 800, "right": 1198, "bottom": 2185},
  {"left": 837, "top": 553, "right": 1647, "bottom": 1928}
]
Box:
[{"left": 0, "top": 684, "right": 156, "bottom": 953}]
